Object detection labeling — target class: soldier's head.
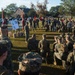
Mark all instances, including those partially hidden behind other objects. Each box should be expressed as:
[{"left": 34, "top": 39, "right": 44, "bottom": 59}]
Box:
[
  {"left": 42, "top": 34, "right": 46, "bottom": 39},
  {"left": 32, "top": 34, "right": 36, "bottom": 39},
  {"left": 57, "top": 37, "right": 61, "bottom": 43}
]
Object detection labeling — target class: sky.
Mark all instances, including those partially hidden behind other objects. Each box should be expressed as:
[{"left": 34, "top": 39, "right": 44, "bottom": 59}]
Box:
[{"left": 0, "top": 0, "right": 61, "bottom": 11}]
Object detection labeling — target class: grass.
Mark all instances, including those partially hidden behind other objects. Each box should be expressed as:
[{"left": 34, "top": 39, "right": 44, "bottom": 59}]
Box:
[{"left": 10, "top": 29, "right": 66, "bottom": 75}]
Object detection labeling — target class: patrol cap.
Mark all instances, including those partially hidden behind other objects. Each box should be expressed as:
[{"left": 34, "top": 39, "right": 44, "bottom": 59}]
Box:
[{"left": 0, "top": 40, "right": 8, "bottom": 56}]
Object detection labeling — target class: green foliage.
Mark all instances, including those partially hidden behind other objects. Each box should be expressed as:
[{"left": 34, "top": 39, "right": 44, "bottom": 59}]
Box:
[
  {"left": 58, "top": 6, "right": 65, "bottom": 15},
  {"left": 49, "top": 6, "right": 60, "bottom": 17},
  {"left": 19, "top": 5, "right": 26, "bottom": 8},
  {"left": 61, "top": 0, "right": 75, "bottom": 16},
  {"left": 0, "top": 12, "right": 2, "bottom": 18},
  {"left": 4, "top": 3, "right": 18, "bottom": 15},
  {"left": 31, "top": 0, "right": 48, "bottom": 17},
  {"left": 27, "top": 9, "right": 37, "bottom": 17}
]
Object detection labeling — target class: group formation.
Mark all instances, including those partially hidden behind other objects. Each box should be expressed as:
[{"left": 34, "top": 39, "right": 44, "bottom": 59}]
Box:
[
  {"left": 53, "top": 32, "right": 75, "bottom": 75},
  {"left": 0, "top": 16, "right": 75, "bottom": 75},
  {"left": 1, "top": 29, "right": 75, "bottom": 75},
  {"left": 23, "top": 17, "right": 75, "bottom": 32},
  {"left": 26, "top": 31, "right": 75, "bottom": 75},
  {"left": 24, "top": 16, "right": 75, "bottom": 42}
]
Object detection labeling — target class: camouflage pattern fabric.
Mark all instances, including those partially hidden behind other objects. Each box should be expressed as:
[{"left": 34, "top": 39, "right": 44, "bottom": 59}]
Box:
[
  {"left": 0, "top": 65, "right": 6, "bottom": 75},
  {"left": 0, "top": 37, "right": 13, "bottom": 72},
  {"left": 27, "top": 37, "right": 38, "bottom": 51},
  {"left": 18, "top": 52, "right": 42, "bottom": 72},
  {"left": 38, "top": 39, "right": 50, "bottom": 58}
]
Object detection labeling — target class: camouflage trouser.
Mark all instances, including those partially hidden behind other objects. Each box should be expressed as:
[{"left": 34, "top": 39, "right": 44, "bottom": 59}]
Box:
[{"left": 54, "top": 51, "right": 63, "bottom": 62}]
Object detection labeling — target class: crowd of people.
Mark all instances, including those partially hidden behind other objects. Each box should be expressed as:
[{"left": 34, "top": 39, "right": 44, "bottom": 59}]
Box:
[
  {"left": 53, "top": 32, "right": 75, "bottom": 75},
  {"left": 22, "top": 16, "right": 75, "bottom": 32},
  {"left": 0, "top": 25, "right": 13, "bottom": 75},
  {"left": 22, "top": 16, "right": 75, "bottom": 43},
  {"left": 0, "top": 16, "right": 75, "bottom": 75}
]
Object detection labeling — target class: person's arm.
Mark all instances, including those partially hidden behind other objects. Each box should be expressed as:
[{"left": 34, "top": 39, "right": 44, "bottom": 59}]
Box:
[
  {"left": 59, "top": 44, "right": 65, "bottom": 52},
  {"left": 18, "top": 69, "right": 20, "bottom": 75},
  {"left": 38, "top": 41, "right": 41, "bottom": 49},
  {"left": 54, "top": 44, "right": 57, "bottom": 52},
  {"left": 67, "top": 52, "right": 73, "bottom": 62}
]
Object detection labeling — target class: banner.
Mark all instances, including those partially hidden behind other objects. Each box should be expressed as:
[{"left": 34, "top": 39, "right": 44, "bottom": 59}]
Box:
[{"left": 11, "top": 19, "right": 19, "bottom": 30}]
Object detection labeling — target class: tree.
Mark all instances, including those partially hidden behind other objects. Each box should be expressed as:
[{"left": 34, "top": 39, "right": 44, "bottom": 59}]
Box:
[
  {"left": 36, "top": 0, "right": 48, "bottom": 17},
  {"left": 27, "top": 9, "right": 36, "bottom": 17},
  {"left": 49, "top": 6, "right": 60, "bottom": 17},
  {"left": 19, "top": 5, "right": 26, "bottom": 8},
  {"left": 0, "top": 12, "right": 2, "bottom": 18},
  {"left": 58, "top": 6, "right": 65, "bottom": 15},
  {"left": 4, "top": 3, "right": 18, "bottom": 15},
  {"left": 30, "top": 0, "right": 48, "bottom": 17},
  {"left": 61, "top": 0, "right": 75, "bottom": 16},
  {"left": 30, "top": 2, "right": 37, "bottom": 11}
]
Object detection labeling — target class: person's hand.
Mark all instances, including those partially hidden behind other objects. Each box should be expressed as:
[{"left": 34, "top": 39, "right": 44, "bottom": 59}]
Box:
[
  {"left": 54, "top": 48, "right": 56, "bottom": 52},
  {"left": 18, "top": 69, "right": 20, "bottom": 75}
]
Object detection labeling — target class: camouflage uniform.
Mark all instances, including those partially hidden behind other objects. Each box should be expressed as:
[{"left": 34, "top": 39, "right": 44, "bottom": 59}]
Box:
[
  {"left": 27, "top": 36, "right": 38, "bottom": 52},
  {"left": 38, "top": 39, "right": 50, "bottom": 59},
  {"left": 18, "top": 52, "right": 42, "bottom": 75},
  {"left": 0, "top": 37, "right": 13, "bottom": 72}
]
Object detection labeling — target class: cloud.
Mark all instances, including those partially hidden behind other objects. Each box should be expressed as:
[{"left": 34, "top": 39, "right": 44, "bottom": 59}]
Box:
[
  {"left": 0, "top": 0, "right": 43, "bottom": 11},
  {"left": 0, "top": 0, "right": 33, "bottom": 10},
  {"left": 0, "top": 0, "right": 61, "bottom": 11}
]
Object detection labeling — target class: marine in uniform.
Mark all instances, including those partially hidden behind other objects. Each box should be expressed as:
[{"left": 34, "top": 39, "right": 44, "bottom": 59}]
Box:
[
  {"left": 38, "top": 34, "right": 50, "bottom": 62},
  {"left": 27, "top": 34, "right": 38, "bottom": 52}
]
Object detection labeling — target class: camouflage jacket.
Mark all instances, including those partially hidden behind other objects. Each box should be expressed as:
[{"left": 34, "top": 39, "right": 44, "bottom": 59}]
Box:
[
  {"left": 38, "top": 39, "right": 50, "bottom": 52},
  {"left": 18, "top": 52, "right": 42, "bottom": 72}
]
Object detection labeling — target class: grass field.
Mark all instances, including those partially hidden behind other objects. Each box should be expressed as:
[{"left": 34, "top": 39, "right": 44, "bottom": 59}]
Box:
[{"left": 10, "top": 29, "right": 66, "bottom": 75}]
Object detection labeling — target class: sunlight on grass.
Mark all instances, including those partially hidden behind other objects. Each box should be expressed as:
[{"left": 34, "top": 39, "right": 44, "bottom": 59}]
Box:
[{"left": 10, "top": 30, "right": 65, "bottom": 75}]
